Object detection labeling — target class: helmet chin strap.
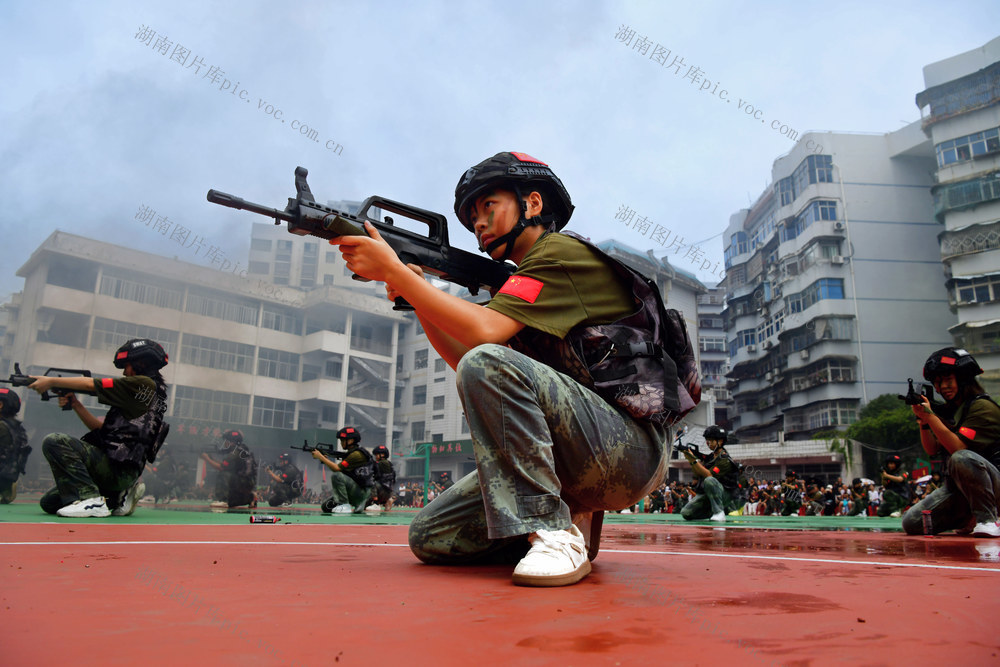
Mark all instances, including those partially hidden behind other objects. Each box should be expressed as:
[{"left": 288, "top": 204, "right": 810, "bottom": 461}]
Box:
[{"left": 481, "top": 185, "right": 556, "bottom": 263}]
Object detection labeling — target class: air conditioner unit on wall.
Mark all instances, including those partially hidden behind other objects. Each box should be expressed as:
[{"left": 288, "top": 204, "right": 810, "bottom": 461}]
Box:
[
  {"left": 746, "top": 344, "right": 757, "bottom": 353},
  {"left": 763, "top": 340, "right": 773, "bottom": 349},
  {"left": 765, "top": 371, "right": 773, "bottom": 382},
  {"left": 831, "top": 255, "right": 845, "bottom": 265},
  {"left": 800, "top": 349, "right": 810, "bottom": 360},
  {"left": 834, "top": 221, "right": 845, "bottom": 232}
]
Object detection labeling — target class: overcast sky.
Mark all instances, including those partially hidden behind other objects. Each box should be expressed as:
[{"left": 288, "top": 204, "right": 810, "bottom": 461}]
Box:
[{"left": 1, "top": 1, "right": 998, "bottom": 302}]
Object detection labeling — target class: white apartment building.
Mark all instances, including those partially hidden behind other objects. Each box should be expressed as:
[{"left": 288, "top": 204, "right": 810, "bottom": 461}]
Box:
[
  {"left": 721, "top": 126, "right": 955, "bottom": 442},
  {"left": 916, "top": 36, "right": 1000, "bottom": 394},
  {"left": 4, "top": 231, "right": 405, "bottom": 486}
]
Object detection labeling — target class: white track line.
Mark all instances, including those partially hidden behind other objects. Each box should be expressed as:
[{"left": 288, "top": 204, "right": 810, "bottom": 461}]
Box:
[{"left": 1, "top": 540, "right": 998, "bottom": 573}]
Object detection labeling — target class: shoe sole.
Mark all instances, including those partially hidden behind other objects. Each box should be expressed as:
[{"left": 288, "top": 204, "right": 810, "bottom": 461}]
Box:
[{"left": 512, "top": 559, "right": 592, "bottom": 587}]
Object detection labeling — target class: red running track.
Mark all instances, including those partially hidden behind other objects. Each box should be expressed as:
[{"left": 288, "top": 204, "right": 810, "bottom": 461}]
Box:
[{"left": 2, "top": 522, "right": 998, "bottom": 666}]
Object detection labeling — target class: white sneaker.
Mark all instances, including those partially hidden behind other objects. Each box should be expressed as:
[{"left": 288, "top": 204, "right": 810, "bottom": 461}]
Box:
[
  {"left": 890, "top": 511, "right": 902, "bottom": 518},
  {"left": 112, "top": 481, "right": 146, "bottom": 516},
  {"left": 512, "top": 525, "right": 591, "bottom": 587},
  {"left": 332, "top": 503, "right": 352, "bottom": 514},
  {"left": 971, "top": 521, "right": 1000, "bottom": 538},
  {"left": 365, "top": 504, "right": 382, "bottom": 512},
  {"left": 209, "top": 501, "right": 229, "bottom": 509},
  {"left": 710, "top": 512, "right": 726, "bottom": 522},
  {"left": 57, "top": 497, "right": 111, "bottom": 518}
]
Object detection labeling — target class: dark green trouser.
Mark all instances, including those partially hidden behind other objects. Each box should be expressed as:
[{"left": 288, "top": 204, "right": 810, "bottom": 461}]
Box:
[
  {"left": 681, "top": 477, "right": 737, "bottom": 520},
  {"left": 322, "top": 471, "right": 371, "bottom": 512},
  {"left": 877, "top": 489, "right": 909, "bottom": 517},
  {"left": 781, "top": 500, "right": 801, "bottom": 516},
  {"left": 39, "top": 433, "right": 139, "bottom": 514}
]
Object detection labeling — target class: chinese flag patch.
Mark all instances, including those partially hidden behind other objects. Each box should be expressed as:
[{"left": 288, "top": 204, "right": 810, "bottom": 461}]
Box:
[
  {"left": 941, "top": 356, "right": 956, "bottom": 365},
  {"left": 712, "top": 467, "right": 721, "bottom": 474},
  {"left": 101, "top": 378, "right": 114, "bottom": 388},
  {"left": 959, "top": 426, "right": 977, "bottom": 440},
  {"left": 510, "top": 152, "right": 547, "bottom": 165},
  {"left": 498, "top": 276, "right": 544, "bottom": 304}
]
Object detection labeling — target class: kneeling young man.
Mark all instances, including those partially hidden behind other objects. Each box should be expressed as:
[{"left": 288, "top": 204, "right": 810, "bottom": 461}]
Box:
[
  {"left": 681, "top": 425, "right": 741, "bottom": 522},
  {"left": 32, "top": 339, "right": 169, "bottom": 518},
  {"left": 331, "top": 152, "right": 680, "bottom": 586},
  {"left": 903, "top": 348, "right": 1000, "bottom": 537}
]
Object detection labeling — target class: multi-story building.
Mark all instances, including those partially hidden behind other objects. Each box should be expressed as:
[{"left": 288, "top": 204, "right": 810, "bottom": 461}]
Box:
[
  {"left": 721, "top": 125, "right": 955, "bottom": 442},
  {"left": 916, "top": 36, "right": 1000, "bottom": 394},
  {"left": 5, "top": 231, "right": 406, "bottom": 487},
  {"left": 696, "top": 284, "right": 729, "bottom": 428}
]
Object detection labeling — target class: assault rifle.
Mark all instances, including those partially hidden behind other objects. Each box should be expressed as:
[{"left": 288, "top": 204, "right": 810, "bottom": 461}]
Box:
[
  {"left": 206, "top": 166, "right": 513, "bottom": 310},
  {"left": 897, "top": 377, "right": 934, "bottom": 406},
  {"left": 290, "top": 440, "right": 344, "bottom": 459},
  {"left": 0, "top": 363, "right": 95, "bottom": 411}
]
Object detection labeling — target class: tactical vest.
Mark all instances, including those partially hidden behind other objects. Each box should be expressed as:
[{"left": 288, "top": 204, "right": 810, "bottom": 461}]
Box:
[
  {"left": 508, "top": 232, "right": 701, "bottom": 426},
  {"left": 374, "top": 458, "right": 396, "bottom": 489},
  {"left": 83, "top": 375, "right": 168, "bottom": 469},
  {"left": 0, "top": 417, "right": 29, "bottom": 479},
  {"left": 343, "top": 446, "right": 376, "bottom": 488}
]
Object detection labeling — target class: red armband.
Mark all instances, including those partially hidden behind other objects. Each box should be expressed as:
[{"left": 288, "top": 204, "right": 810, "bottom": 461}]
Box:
[
  {"left": 959, "top": 426, "right": 977, "bottom": 440},
  {"left": 101, "top": 378, "right": 115, "bottom": 388},
  {"left": 340, "top": 460, "right": 349, "bottom": 468}
]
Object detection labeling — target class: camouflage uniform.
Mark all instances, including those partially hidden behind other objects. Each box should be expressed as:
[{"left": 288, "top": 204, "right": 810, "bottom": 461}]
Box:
[
  {"left": 39, "top": 433, "right": 141, "bottom": 513},
  {"left": 321, "top": 446, "right": 373, "bottom": 513},
  {"left": 409, "top": 344, "right": 668, "bottom": 563},
  {"left": 39, "top": 374, "right": 165, "bottom": 514}
]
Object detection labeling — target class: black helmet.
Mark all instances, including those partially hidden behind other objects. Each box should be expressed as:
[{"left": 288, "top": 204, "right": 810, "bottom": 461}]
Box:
[
  {"left": 851, "top": 478, "right": 863, "bottom": 486},
  {"left": 454, "top": 152, "right": 574, "bottom": 232},
  {"left": 278, "top": 452, "right": 291, "bottom": 463},
  {"left": 786, "top": 470, "right": 797, "bottom": 478},
  {"left": 0, "top": 387, "right": 21, "bottom": 417},
  {"left": 373, "top": 445, "right": 389, "bottom": 458},
  {"left": 923, "top": 347, "right": 982, "bottom": 383},
  {"left": 337, "top": 427, "right": 360, "bottom": 446},
  {"left": 114, "top": 339, "right": 168, "bottom": 372},
  {"left": 884, "top": 454, "right": 901, "bottom": 468},
  {"left": 703, "top": 425, "right": 728, "bottom": 443},
  {"left": 222, "top": 429, "right": 244, "bottom": 445}
]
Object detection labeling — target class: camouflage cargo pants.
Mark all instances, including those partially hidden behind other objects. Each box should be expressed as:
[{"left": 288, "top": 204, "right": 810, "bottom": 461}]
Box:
[
  {"left": 39, "top": 433, "right": 140, "bottom": 514},
  {"left": 681, "top": 477, "right": 737, "bottom": 520},
  {"left": 409, "top": 344, "right": 669, "bottom": 564},
  {"left": 322, "top": 471, "right": 371, "bottom": 512}
]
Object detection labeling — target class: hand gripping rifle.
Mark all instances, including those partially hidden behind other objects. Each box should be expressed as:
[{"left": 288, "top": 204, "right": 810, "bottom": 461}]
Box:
[
  {"left": 207, "top": 166, "right": 513, "bottom": 310},
  {"left": 0, "top": 363, "right": 96, "bottom": 411},
  {"left": 290, "top": 439, "right": 343, "bottom": 458}
]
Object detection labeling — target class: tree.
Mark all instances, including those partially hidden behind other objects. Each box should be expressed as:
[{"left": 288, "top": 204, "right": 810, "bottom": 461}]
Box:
[{"left": 844, "top": 393, "right": 922, "bottom": 477}]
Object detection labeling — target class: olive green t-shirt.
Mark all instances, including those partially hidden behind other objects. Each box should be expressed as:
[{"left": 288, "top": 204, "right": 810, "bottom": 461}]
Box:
[
  {"left": 93, "top": 375, "right": 156, "bottom": 420},
  {"left": 953, "top": 397, "right": 1000, "bottom": 458},
  {"left": 486, "top": 233, "right": 635, "bottom": 338}
]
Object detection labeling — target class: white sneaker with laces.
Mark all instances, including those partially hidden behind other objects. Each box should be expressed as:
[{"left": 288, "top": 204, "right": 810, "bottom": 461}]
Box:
[
  {"left": 57, "top": 497, "right": 111, "bottom": 518},
  {"left": 365, "top": 504, "right": 382, "bottom": 512},
  {"left": 710, "top": 511, "right": 726, "bottom": 522},
  {"left": 512, "top": 525, "right": 591, "bottom": 587},
  {"left": 112, "top": 481, "right": 146, "bottom": 516},
  {"left": 332, "top": 503, "right": 352, "bottom": 514},
  {"left": 971, "top": 521, "right": 1000, "bottom": 538}
]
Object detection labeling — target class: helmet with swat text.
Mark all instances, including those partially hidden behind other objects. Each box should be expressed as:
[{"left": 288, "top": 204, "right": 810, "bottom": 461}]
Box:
[{"left": 114, "top": 339, "right": 168, "bottom": 373}]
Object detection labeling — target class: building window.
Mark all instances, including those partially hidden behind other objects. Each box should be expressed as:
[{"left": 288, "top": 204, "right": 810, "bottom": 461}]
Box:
[
  {"left": 250, "top": 238, "right": 272, "bottom": 251},
  {"left": 99, "top": 269, "right": 184, "bottom": 311},
  {"left": 90, "top": 317, "right": 179, "bottom": 357},
  {"left": 411, "top": 421, "right": 425, "bottom": 443},
  {"left": 936, "top": 127, "right": 1000, "bottom": 167},
  {"left": 186, "top": 288, "right": 259, "bottom": 326},
  {"left": 432, "top": 395, "right": 445, "bottom": 410},
  {"left": 434, "top": 358, "right": 447, "bottom": 373},
  {"left": 180, "top": 334, "right": 255, "bottom": 373},
  {"left": 257, "top": 347, "right": 300, "bottom": 381},
  {"left": 252, "top": 395, "right": 296, "bottom": 429},
  {"left": 414, "top": 349, "right": 428, "bottom": 370},
  {"left": 262, "top": 305, "right": 302, "bottom": 335},
  {"left": 413, "top": 385, "right": 427, "bottom": 405},
  {"left": 174, "top": 386, "right": 250, "bottom": 423},
  {"left": 248, "top": 261, "right": 270, "bottom": 275},
  {"left": 954, "top": 274, "right": 1000, "bottom": 305}
]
